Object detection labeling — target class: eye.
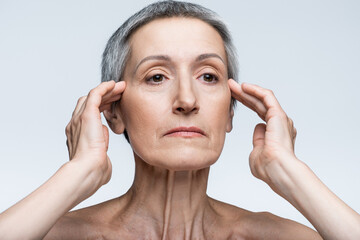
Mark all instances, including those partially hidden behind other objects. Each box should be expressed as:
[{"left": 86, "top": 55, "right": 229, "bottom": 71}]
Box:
[
  {"left": 199, "top": 73, "right": 218, "bottom": 83},
  {"left": 146, "top": 74, "right": 166, "bottom": 84}
]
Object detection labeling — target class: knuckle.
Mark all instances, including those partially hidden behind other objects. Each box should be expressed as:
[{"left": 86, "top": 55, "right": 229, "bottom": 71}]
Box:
[
  {"left": 263, "top": 93, "right": 273, "bottom": 104},
  {"left": 278, "top": 112, "right": 288, "bottom": 121},
  {"left": 65, "top": 124, "right": 71, "bottom": 135},
  {"left": 249, "top": 166, "right": 257, "bottom": 178},
  {"left": 77, "top": 96, "right": 86, "bottom": 104},
  {"left": 249, "top": 160, "right": 257, "bottom": 176},
  {"left": 72, "top": 116, "right": 80, "bottom": 125},
  {"left": 262, "top": 90, "right": 275, "bottom": 103},
  {"left": 288, "top": 117, "right": 294, "bottom": 125},
  {"left": 280, "top": 110, "right": 288, "bottom": 118},
  {"left": 88, "top": 88, "right": 98, "bottom": 97},
  {"left": 265, "top": 89, "right": 274, "bottom": 96}
]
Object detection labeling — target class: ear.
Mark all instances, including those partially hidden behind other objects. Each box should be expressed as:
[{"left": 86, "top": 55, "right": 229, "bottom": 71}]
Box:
[
  {"left": 103, "top": 103, "right": 125, "bottom": 134},
  {"left": 226, "top": 106, "right": 234, "bottom": 133}
]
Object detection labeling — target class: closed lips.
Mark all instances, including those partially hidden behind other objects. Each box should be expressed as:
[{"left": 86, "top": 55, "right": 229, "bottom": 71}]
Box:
[{"left": 165, "top": 127, "right": 206, "bottom": 136}]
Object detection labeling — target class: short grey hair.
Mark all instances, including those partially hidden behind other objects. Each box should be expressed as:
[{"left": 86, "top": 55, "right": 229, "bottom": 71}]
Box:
[
  {"left": 101, "top": 0, "right": 239, "bottom": 83},
  {"left": 101, "top": 0, "right": 239, "bottom": 143}
]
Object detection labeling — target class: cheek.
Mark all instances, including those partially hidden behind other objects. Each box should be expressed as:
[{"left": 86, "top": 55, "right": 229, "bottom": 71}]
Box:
[
  {"left": 119, "top": 87, "right": 169, "bottom": 156},
  {"left": 197, "top": 84, "right": 231, "bottom": 154},
  {"left": 120, "top": 89, "right": 156, "bottom": 136},
  {"left": 204, "top": 83, "right": 231, "bottom": 127},
  {"left": 207, "top": 85, "right": 232, "bottom": 145}
]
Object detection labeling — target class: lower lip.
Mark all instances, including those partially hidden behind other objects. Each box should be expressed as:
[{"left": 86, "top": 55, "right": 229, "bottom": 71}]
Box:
[{"left": 166, "top": 131, "right": 204, "bottom": 137}]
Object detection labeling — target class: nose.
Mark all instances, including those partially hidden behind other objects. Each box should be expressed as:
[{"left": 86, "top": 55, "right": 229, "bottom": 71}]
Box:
[{"left": 172, "top": 75, "right": 199, "bottom": 114}]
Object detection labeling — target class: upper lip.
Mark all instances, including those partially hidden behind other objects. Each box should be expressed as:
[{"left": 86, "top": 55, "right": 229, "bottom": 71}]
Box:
[{"left": 164, "top": 126, "right": 206, "bottom": 136}]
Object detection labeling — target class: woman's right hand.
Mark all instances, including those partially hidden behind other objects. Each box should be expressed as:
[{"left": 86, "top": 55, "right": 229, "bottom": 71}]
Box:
[
  {"left": 0, "top": 80, "right": 126, "bottom": 240},
  {"left": 65, "top": 80, "right": 126, "bottom": 188}
]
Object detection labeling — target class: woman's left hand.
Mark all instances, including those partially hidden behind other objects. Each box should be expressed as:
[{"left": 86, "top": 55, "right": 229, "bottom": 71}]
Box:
[
  {"left": 228, "top": 79, "right": 360, "bottom": 239},
  {"left": 228, "top": 79, "right": 299, "bottom": 194}
]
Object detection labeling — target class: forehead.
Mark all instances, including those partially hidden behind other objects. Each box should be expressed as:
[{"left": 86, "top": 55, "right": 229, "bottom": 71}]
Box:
[{"left": 128, "top": 17, "right": 226, "bottom": 64}]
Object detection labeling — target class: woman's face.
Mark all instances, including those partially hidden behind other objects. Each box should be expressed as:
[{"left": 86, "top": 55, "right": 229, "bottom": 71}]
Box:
[{"left": 118, "top": 17, "right": 233, "bottom": 170}]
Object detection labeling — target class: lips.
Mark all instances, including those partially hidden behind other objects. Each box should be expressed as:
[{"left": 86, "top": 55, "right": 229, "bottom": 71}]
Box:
[{"left": 164, "top": 126, "right": 206, "bottom": 137}]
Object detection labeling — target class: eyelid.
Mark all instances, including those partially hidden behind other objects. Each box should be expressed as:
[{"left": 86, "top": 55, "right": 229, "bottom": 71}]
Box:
[
  {"left": 145, "top": 72, "right": 169, "bottom": 85},
  {"left": 196, "top": 67, "right": 221, "bottom": 82},
  {"left": 136, "top": 61, "right": 173, "bottom": 77},
  {"left": 141, "top": 66, "right": 170, "bottom": 79},
  {"left": 197, "top": 65, "right": 222, "bottom": 75},
  {"left": 198, "top": 73, "right": 219, "bottom": 84}
]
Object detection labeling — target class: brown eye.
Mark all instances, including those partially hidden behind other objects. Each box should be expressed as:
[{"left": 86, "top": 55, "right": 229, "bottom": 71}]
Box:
[
  {"left": 200, "top": 73, "right": 218, "bottom": 83},
  {"left": 153, "top": 74, "right": 163, "bottom": 82},
  {"left": 147, "top": 74, "right": 165, "bottom": 84}
]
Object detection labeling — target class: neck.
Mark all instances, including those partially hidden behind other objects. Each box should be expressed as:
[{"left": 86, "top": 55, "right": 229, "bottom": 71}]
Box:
[{"left": 120, "top": 154, "right": 214, "bottom": 239}]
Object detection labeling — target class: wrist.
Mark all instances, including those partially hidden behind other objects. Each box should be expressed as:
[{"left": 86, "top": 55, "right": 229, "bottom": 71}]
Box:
[
  {"left": 61, "top": 160, "right": 104, "bottom": 201},
  {"left": 264, "top": 154, "right": 308, "bottom": 200}
]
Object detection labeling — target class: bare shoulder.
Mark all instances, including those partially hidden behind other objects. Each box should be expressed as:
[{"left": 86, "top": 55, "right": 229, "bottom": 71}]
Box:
[
  {"left": 44, "top": 198, "right": 121, "bottom": 240},
  {"left": 241, "top": 211, "right": 322, "bottom": 240},
  {"left": 43, "top": 213, "right": 86, "bottom": 240},
  {"left": 208, "top": 197, "right": 322, "bottom": 240},
  {"left": 44, "top": 209, "right": 100, "bottom": 240}
]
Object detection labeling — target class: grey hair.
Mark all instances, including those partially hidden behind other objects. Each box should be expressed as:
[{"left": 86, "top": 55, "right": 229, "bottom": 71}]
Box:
[
  {"left": 101, "top": 0, "right": 239, "bottom": 143},
  {"left": 101, "top": 0, "right": 239, "bottom": 84}
]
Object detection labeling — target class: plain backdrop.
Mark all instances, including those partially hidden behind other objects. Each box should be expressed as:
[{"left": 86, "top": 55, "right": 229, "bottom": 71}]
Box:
[{"left": 0, "top": 0, "right": 359, "bottom": 230}]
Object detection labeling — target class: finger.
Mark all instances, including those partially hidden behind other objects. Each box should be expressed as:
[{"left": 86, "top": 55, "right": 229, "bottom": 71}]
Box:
[
  {"left": 72, "top": 96, "right": 87, "bottom": 117},
  {"left": 76, "top": 81, "right": 125, "bottom": 124},
  {"left": 72, "top": 81, "right": 118, "bottom": 118},
  {"left": 65, "top": 122, "right": 74, "bottom": 160},
  {"left": 287, "top": 117, "right": 297, "bottom": 138},
  {"left": 253, "top": 123, "right": 266, "bottom": 148},
  {"left": 100, "top": 93, "right": 123, "bottom": 108},
  {"left": 102, "top": 125, "right": 109, "bottom": 151},
  {"left": 233, "top": 91, "right": 267, "bottom": 121},
  {"left": 241, "top": 83, "right": 283, "bottom": 111},
  {"left": 99, "top": 103, "right": 112, "bottom": 113},
  {"left": 86, "top": 81, "right": 126, "bottom": 111},
  {"left": 97, "top": 82, "right": 126, "bottom": 108},
  {"left": 249, "top": 123, "right": 267, "bottom": 180},
  {"left": 242, "top": 83, "right": 289, "bottom": 125},
  {"left": 69, "top": 122, "right": 81, "bottom": 157},
  {"left": 66, "top": 139, "right": 72, "bottom": 159},
  {"left": 228, "top": 79, "right": 267, "bottom": 121},
  {"left": 292, "top": 127, "right": 297, "bottom": 149}
]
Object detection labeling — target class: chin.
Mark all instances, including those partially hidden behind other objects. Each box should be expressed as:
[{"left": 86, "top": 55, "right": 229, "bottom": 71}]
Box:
[{"left": 140, "top": 147, "right": 221, "bottom": 171}]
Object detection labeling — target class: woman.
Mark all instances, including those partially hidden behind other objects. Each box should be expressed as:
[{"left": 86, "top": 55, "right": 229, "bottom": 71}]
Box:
[{"left": 0, "top": 1, "right": 359, "bottom": 239}]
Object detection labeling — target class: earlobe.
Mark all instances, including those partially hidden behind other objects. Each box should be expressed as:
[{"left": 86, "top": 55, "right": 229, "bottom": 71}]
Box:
[
  {"left": 103, "top": 107, "right": 125, "bottom": 134},
  {"left": 226, "top": 107, "right": 234, "bottom": 133}
]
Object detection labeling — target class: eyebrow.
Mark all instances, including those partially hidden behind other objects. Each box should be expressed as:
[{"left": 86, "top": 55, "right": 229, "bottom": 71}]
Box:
[{"left": 134, "top": 53, "right": 225, "bottom": 73}]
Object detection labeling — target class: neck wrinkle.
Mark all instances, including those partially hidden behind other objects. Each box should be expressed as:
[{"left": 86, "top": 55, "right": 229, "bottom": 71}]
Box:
[
  {"left": 161, "top": 170, "right": 174, "bottom": 240},
  {"left": 124, "top": 154, "right": 211, "bottom": 239}
]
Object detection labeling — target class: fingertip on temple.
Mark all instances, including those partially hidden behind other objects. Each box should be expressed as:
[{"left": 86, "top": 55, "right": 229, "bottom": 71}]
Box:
[
  {"left": 116, "top": 81, "right": 126, "bottom": 91},
  {"left": 228, "top": 78, "right": 240, "bottom": 89}
]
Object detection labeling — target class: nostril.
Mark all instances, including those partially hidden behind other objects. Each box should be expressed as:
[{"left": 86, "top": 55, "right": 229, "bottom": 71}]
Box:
[{"left": 176, "top": 107, "right": 184, "bottom": 112}]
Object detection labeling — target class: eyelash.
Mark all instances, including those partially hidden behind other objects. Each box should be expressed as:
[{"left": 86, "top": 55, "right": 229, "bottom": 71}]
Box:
[
  {"left": 145, "top": 73, "right": 219, "bottom": 85},
  {"left": 198, "top": 73, "right": 219, "bottom": 84},
  {"left": 146, "top": 74, "right": 167, "bottom": 85}
]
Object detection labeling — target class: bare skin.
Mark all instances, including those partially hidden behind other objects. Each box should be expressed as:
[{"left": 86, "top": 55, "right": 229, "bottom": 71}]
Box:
[
  {"left": 45, "top": 157, "right": 320, "bottom": 240},
  {"left": 1, "top": 17, "right": 360, "bottom": 240}
]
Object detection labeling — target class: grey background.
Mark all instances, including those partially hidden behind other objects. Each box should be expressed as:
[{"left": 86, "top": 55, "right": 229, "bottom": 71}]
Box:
[{"left": 0, "top": 0, "right": 359, "bottom": 229}]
